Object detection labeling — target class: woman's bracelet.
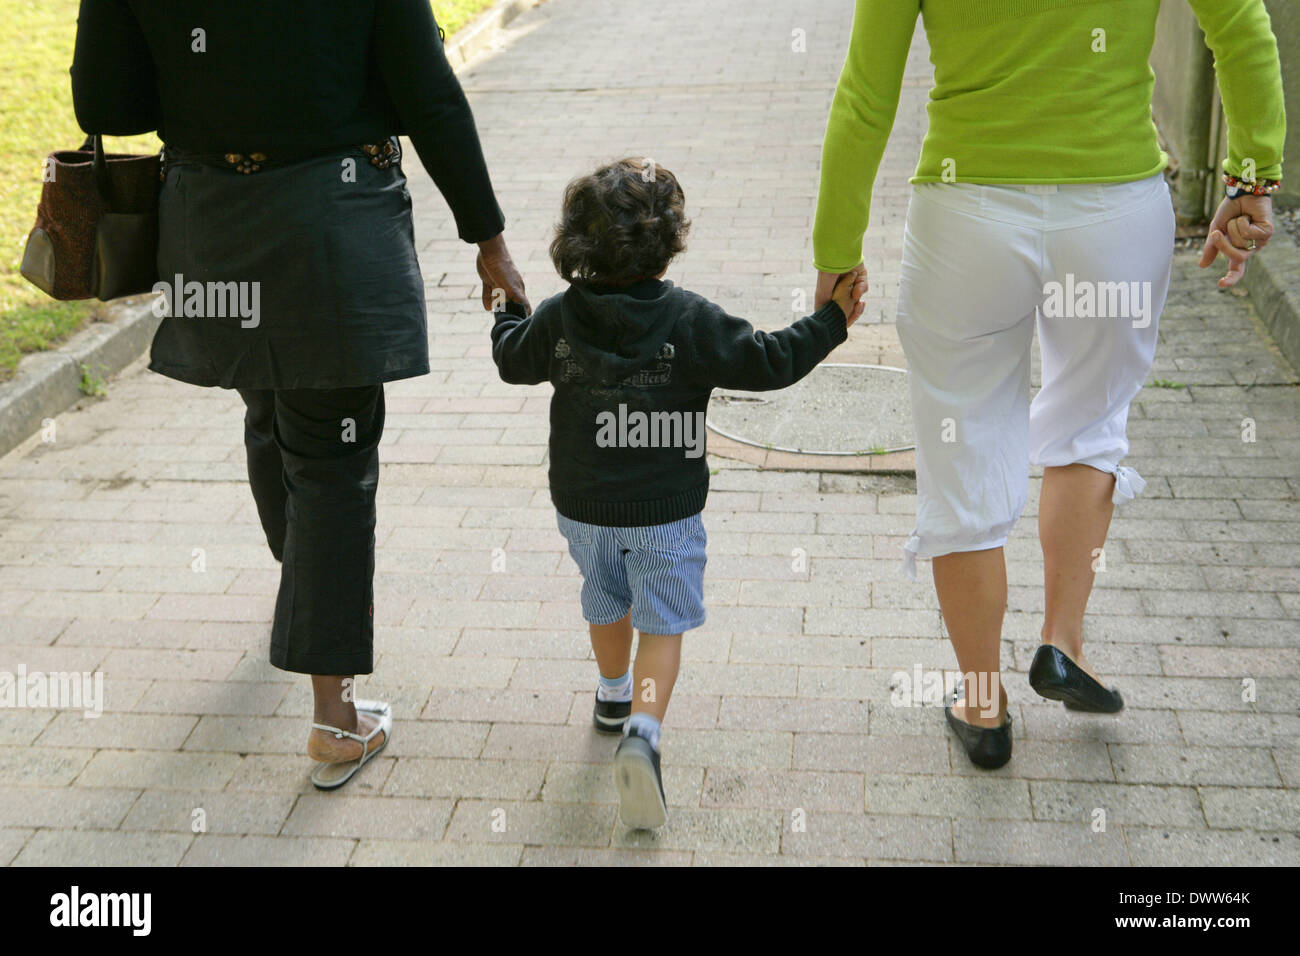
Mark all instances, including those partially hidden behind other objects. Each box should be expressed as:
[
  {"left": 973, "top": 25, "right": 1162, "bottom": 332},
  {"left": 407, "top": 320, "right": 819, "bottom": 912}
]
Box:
[{"left": 1223, "top": 173, "right": 1282, "bottom": 198}]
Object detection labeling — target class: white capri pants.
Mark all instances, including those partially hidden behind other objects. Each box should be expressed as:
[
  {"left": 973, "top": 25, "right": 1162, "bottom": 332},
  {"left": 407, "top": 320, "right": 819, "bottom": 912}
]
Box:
[{"left": 896, "top": 173, "right": 1176, "bottom": 579}]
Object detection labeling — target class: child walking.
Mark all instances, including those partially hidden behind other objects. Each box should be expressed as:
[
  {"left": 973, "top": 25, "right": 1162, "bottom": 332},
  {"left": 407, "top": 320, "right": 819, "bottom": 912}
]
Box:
[{"left": 492, "top": 158, "right": 865, "bottom": 828}]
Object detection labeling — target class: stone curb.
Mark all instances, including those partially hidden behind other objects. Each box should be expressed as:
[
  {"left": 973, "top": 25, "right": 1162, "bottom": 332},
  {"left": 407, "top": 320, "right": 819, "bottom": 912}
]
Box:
[
  {"left": 1241, "top": 234, "right": 1300, "bottom": 377},
  {"left": 0, "top": 0, "right": 548, "bottom": 461},
  {"left": 0, "top": 297, "right": 160, "bottom": 459}
]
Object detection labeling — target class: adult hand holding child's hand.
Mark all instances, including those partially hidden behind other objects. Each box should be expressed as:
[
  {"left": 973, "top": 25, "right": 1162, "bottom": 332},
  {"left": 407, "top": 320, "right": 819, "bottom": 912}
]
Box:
[
  {"left": 1199, "top": 194, "right": 1274, "bottom": 290},
  {"left": 478, "top": 232, "right": 531, "bottom": 313},
  {"left": 826, "top": 267, "right": 868, "bottom": 326}
]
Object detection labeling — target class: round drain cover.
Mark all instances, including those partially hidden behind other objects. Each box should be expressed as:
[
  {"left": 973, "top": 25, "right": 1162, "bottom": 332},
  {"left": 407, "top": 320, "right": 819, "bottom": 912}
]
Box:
[{"left": 707, "top": 363, "right": 913, "bottom": 456}]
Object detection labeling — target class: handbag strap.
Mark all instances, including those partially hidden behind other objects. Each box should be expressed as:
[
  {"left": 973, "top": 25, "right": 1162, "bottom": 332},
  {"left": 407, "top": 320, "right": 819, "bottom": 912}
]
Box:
[{"left": 90, "top": 134, "right": 115, "bottom": 211}]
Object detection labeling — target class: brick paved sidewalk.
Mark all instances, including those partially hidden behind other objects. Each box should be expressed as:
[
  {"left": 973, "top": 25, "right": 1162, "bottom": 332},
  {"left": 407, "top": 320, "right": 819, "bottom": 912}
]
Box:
[{"left": 0, "top": 0, "right": 1297, "bottom": 866}]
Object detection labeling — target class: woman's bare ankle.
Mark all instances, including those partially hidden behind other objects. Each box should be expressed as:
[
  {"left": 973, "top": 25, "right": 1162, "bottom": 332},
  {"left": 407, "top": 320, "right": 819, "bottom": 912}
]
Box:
[
  {"left": 956, "top": 678, "right": 1007, "bottom": 727},
  {"left": 1041, "top": 628, "right": 1084, "bottom": 659},
  {"left": 308, "top": 674, "right": 365, "bottom": 762},
  {"left": 308, "top": 712, "right": 383, "bottom": 763},
  {"left": 311, "top": 675, "right": 358, "bottom": 729}
]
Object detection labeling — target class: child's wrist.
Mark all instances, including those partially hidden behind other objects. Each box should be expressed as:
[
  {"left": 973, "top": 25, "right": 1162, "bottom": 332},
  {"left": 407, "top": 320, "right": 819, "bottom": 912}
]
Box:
[{"left": 496, "top": 299, "right": 529, "bottom": 319}]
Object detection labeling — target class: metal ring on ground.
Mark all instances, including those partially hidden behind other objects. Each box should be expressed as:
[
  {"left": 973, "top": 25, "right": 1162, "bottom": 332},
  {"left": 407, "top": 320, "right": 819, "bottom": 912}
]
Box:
[{"left": 705, "top": 363, "right": 915, "bottom": 457}]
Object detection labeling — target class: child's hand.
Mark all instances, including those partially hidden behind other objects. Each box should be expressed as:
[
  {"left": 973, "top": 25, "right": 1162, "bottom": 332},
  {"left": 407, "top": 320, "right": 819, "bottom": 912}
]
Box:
[{"left": 830, "top": 266, "right": 868, "bottom": 327}]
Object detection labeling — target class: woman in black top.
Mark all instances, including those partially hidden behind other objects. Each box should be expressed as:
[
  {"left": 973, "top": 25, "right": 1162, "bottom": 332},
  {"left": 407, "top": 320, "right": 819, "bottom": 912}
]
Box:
[{"left": 72, "top": 0, "right": 528, "bottom": 788}]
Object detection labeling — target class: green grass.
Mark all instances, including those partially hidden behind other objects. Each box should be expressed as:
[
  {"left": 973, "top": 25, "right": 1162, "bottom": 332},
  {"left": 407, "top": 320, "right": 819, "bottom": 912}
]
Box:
[
  {"left": 78, "top": 362, "right": 106, "bottom": 397},
  {"left": 434, "top": 0, "right": 498, "bottom": 35},
  {"left": 0, "top": 0, "right": 496, "bottom": 381}
]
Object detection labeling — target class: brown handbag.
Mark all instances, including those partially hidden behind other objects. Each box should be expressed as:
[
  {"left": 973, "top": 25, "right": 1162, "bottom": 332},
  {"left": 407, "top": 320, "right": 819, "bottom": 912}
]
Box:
[{"left": 20, "top": 134, "right": 160, "bottom": 301}]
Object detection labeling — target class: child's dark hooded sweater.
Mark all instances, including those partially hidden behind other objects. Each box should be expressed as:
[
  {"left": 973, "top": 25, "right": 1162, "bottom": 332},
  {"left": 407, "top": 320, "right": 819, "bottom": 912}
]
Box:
[{"left": 491, "top": 279, "right": 847, "bottom": 527}]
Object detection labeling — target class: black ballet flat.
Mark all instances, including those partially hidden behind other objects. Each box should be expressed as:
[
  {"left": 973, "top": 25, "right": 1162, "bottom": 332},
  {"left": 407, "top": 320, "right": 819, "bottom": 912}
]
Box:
[
  {"left": 944, "top": 686, "right": 1013, "bottom": 770},
  {"left": 1028, "top": 644, "right": 1124, "bottom": 714}
]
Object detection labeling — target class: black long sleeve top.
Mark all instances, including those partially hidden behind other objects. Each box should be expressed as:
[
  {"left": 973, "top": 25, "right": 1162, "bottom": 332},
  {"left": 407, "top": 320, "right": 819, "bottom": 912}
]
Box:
[{"left": 70, "top": 0, "right": 505, "bottom": 242}]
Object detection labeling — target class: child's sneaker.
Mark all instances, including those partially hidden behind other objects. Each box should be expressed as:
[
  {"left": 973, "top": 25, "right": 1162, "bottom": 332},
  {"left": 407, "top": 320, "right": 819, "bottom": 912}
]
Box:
[
  {"left": 614, "top": 723, "right": 667, "bottom": 829},
  {"left": 592, "top": 694, "right": 631, "bottom": 734}
]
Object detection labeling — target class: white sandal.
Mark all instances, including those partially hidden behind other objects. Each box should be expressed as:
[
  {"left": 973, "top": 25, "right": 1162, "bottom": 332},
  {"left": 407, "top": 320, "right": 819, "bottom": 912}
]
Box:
[{"left": 309, "top": 699, "right": 392, "bottom": 790}]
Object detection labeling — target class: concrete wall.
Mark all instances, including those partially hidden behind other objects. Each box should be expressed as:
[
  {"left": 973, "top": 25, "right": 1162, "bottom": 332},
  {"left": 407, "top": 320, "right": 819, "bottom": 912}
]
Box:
[
  {"left": 1263, "top": 0, "right": 1299, "bottom": 207},
  {"left": 1152, "top": 0, "right": 1297, "bottom": 221},
  {"left": 1151, "top": 2, "right": 1217, "bottom": 223}
]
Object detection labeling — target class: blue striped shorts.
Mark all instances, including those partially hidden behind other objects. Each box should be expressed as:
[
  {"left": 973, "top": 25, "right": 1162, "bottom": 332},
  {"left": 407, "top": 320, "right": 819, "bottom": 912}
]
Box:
[{"left": 556, "top": 512, "right": 707, "bottom": 635}]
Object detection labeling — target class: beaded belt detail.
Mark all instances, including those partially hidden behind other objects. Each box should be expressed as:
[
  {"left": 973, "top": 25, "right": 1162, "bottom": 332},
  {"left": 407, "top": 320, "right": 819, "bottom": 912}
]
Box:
[
  {"left": 164, "top": 140, "right": 402, "bottom": 176},
  {"left": 224, "top": 151, "right": 268, "bottom": 174},
  {"left": 361, "top": 140, "right": 400, "bottom": 170}
]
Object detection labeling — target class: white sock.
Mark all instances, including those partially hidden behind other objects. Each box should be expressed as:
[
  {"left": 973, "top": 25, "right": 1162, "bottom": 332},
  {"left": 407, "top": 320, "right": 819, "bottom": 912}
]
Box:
[
  {"left": 626, "top": 712, "right": 662, "bottom": 751},
  {"left": 597, "top": 670, "right": 633, "bottom": 702}
]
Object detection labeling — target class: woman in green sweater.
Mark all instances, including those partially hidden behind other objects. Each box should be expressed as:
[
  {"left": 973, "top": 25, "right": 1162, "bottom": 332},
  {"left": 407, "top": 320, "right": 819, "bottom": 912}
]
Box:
[{"left": 813, "top": 0, "right": 1286, "bottom": 768}]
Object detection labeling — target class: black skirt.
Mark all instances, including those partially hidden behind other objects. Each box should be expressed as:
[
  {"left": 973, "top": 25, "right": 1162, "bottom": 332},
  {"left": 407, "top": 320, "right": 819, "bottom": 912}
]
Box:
[{"left": 150, "top": 145, "right": 429, "bottom": 390}]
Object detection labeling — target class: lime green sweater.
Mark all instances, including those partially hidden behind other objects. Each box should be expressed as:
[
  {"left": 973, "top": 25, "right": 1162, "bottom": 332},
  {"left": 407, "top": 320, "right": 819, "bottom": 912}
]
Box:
[{"left": 813, "top": 0, "right": 1288, "bottom": 273}]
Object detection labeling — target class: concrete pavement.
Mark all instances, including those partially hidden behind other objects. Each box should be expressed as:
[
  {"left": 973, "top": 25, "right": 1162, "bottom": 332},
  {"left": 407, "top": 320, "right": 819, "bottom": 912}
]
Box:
[{"left": 0, "top": 0, "right": 1296, "bottom": 865}]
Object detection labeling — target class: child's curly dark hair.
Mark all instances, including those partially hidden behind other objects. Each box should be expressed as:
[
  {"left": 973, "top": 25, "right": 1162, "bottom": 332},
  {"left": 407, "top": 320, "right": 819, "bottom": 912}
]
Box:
[{"left": 550, "top": 158, "right": 690, "bottom": 284}]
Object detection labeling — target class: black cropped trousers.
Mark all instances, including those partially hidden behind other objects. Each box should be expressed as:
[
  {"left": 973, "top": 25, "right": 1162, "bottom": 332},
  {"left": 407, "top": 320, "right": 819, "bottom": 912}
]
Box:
[{"left": 237, "top": 385, "right": 385, "bottom": 675}]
